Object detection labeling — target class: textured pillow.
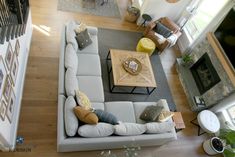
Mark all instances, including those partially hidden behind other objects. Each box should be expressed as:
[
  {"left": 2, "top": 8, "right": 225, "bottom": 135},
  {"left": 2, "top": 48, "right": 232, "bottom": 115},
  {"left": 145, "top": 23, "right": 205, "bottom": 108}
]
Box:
[
  {"left": 140, "top": 105, "right": 163, "bottom": 122},
  {"left": 74, "top": 23, "right": 87, "bottom": 34},
  {"left": 74, "top": 106, "right": 98, "bottom": 124},
  {"left": 78, "top": 123, "right": 114, "bottom": 137},
  {"left": 75, "top": 29, "right": 92, "bottom": 50},
  {"left": 64, "top": 44, "right": 78, "bottom": 71},
  {"left": 64, "top": 96, "right": 79, "bottom": 137},
  {"left": 154, "top": 22, "right": 173, "bottom": 38},
  {"left": 94, "top": 109, "right": 119, "bottom": 125},
  {"left": 145, "top": 121, "right": 175, "bottom": 134},
  {"left": 65, "top": 68, "right": 78, "bottom": 96},
  {"left": 75, "top": 90, "right": 92, "bottom": 110},
  {"left": 157, "top": 110, "right": 174, "bottom": 122},
  {"left": 114, "top": 123, "right": 146, "bottom": 136}
]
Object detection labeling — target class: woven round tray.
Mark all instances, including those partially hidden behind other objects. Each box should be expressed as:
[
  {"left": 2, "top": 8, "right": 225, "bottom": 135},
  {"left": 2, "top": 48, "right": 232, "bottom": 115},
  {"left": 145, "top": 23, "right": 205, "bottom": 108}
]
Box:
[{"left": 122, "top": 57, "right": 142, "bottom": 75}]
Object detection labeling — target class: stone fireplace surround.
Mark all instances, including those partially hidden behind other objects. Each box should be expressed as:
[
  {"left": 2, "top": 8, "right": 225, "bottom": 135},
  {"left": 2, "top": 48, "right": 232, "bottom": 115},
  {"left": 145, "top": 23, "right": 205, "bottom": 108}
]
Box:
[{"left": 176, "top": 33, "right": 235, "bottom": 111}]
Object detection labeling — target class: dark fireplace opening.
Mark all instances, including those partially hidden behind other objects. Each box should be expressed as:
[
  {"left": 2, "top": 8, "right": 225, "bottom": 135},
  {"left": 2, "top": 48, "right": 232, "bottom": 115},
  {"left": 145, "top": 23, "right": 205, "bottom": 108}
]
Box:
[{"left": 190, "top": 53, "right": 221, "bottom": 94}]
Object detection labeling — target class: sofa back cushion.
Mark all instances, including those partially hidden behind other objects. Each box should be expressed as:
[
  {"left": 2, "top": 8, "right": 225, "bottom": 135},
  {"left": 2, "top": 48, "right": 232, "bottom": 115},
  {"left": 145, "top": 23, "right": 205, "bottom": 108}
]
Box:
[
  {"left": 65, "top": 68, "right": 78, "bottom": 96},
  {"left": 78, "top": 123, "right": 114, "bottom": 137},
  {"left": 145, "top": 121, "right": 175, "bottom": 134},
  {"left": 114, "top": 122, "right": 146, "bottom": 136},
  {"left": 64, "top": 96, "right": 79, "bottom": 137},
  {"left": 64, "top": 44, "right": 78, "bottom": 71}
]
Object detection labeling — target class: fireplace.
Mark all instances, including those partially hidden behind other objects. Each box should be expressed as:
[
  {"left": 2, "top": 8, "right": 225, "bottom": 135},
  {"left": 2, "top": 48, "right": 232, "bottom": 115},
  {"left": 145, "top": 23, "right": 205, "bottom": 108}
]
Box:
[{"left": 190, "top": 53, "right": 221, "bottom": 94}]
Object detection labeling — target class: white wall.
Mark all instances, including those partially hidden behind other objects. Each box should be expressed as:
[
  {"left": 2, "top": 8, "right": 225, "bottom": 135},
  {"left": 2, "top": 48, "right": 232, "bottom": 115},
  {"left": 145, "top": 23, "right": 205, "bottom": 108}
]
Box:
[
  {"left": 137, "top": 0, "right": 191, "bottom": 24},
  {"left": 0, "top": 10, "right": 32, "bottom": 150}
]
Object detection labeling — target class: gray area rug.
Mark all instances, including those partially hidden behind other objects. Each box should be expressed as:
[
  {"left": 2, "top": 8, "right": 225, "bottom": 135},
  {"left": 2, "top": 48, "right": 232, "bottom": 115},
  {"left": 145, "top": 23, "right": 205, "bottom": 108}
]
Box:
[
  {"left": 57, "top": 0, "right": 120, "bottom": 18},
  {"left": 98, "top": 28, "right": 176, "bottom": 111}
]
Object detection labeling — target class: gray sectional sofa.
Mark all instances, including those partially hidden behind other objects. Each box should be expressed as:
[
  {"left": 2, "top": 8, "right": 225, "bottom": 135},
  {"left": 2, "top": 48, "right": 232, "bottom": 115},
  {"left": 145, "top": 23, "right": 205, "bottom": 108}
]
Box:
[{"left": 57, "top": 21, "right": 177, "bottom": 152}]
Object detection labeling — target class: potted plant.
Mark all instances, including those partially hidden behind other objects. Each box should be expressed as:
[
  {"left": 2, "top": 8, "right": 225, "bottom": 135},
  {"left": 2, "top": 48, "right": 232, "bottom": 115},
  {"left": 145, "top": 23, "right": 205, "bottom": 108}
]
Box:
[
  {"left": 203, "top": 129, "right": 235, "bottom": 156},
  {"left": 203, "top": 137, "right": 224, "bottom": 155},
  {"left": 181, "top": 53, "right": 193, "bottom": 67}
]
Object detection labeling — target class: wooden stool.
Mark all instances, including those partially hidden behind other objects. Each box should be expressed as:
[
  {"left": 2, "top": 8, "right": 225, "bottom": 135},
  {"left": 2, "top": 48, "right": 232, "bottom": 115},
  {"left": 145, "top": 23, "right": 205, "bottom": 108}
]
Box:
[{"left": 172, "top": 112, "right": 185, "bottom": 132}]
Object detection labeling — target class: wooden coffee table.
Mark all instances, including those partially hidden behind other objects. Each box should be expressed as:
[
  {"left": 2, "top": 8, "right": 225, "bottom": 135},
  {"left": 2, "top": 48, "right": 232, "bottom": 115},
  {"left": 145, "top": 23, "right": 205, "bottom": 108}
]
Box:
[{"left": 106, "top": 49, "right": 157, "bottom": 95}]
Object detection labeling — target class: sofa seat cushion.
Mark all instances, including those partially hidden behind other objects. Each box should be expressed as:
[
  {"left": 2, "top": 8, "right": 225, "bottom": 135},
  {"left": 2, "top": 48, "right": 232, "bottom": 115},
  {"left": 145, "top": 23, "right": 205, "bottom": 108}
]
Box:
[
  {"left": 133, "top": 102, "right": 158, "bottom": 124},
  {"left": 77, "top": 54, "right": 101, "bottom": 76},
  {"left": 91, "top": 102, "right": 105, "bottom": 110},
  {"left": 77, "top": 76, "right": 104, "bottom": 102},
  {"left": 78, "top": 123, "right": 114, "bottom": 138},
  {"left": 105, "top": 101, "right": 136, "bottom": 123},
  {"left": 114, "top": 122, "right": 146, "bottom": 136},
  {"left": 77, "top": 35, "right": 98, "bottom": 54},
  {"left": 64, "top": 96, "right": 79, "bottom": 137}
]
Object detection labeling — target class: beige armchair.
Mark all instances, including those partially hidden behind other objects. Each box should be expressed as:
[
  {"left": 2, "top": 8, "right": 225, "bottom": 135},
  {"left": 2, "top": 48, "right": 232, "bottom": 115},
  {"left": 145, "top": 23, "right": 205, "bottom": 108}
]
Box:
[{"left": 143, "top": 17, "right": 182, "bottom": 54}]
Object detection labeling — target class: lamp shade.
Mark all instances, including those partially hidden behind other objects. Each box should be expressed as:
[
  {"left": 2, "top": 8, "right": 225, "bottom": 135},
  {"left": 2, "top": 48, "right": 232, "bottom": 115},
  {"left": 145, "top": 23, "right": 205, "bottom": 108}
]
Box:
[{"left": 166, "top": 0, "right": 180, "bottom": 3}]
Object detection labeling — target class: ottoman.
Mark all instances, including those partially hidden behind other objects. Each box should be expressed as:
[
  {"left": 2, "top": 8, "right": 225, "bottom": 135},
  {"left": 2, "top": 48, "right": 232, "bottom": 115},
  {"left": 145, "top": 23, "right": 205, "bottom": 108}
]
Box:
[{"left": 136, "top": 37, "right": 156, "bottom": 56}]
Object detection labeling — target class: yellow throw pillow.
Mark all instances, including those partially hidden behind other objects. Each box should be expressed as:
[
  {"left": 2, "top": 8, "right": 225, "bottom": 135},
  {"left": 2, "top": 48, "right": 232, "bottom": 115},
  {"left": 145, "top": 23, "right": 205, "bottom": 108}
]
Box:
[
  {"left": 157, "top": 110, "right": 174, "bottom": 122},
  {"left": 75, "top": 90, "right": 92, "bottom": 110},
  {"left": 74, "top": 106, "right": 98, "bottom": 124},
  {"left": 74, "top": 23, "right": 87, "bottom": 34}
]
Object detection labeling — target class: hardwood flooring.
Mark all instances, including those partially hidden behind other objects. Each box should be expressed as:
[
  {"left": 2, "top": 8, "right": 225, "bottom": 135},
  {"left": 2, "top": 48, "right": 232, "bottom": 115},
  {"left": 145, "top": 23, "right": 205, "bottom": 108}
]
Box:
[{"left": 0, "top": 0, "right": 222, "bottom": 156}]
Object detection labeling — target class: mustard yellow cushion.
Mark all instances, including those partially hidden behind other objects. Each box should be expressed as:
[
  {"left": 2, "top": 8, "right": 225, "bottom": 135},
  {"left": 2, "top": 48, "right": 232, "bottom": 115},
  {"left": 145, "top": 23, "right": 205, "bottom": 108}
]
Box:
[
  {"left": 74, "top": 106, "right": 98, "bottom": 124},
  {"left": 75, "top": 90, "right": 92, "bottom": 110}
]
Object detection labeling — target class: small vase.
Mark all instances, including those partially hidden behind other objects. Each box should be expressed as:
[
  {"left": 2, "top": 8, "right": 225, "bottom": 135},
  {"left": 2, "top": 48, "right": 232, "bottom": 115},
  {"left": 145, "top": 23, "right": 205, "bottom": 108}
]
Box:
[{"left": 203, "top": 137, "right": 224, "bottom": 155}]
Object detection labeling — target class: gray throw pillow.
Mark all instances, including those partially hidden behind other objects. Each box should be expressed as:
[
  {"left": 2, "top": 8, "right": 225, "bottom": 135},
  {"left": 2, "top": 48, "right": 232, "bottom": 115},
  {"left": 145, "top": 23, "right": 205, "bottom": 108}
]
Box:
[
  {"left": 94, "top": 109, "right": 119, "bottom": 125},
  {"left": 75, "top": 29, "right": 92, "bottom": 50},
  {"left": 154, "top": 22, "right": 173, "bottom": 38},
  {"left": 140, "top": 105, "right": 163, "bottom": 122}
]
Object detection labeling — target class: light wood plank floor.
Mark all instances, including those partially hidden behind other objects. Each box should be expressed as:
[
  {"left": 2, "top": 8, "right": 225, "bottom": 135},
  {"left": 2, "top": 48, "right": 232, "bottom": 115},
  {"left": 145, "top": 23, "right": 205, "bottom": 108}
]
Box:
[{"left": 0, "top": 0, "right": 222, "bottom": 156}]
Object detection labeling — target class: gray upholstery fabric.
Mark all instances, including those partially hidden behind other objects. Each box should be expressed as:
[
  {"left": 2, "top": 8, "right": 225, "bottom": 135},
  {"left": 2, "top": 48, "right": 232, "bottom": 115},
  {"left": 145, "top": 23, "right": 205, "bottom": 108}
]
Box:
[
  {"left": 91, "top": 102, "right": 105, "bottom": 110},
  {"left": 77, "top": 76, "right": 104, "bottom": 102},
  {"left": 105, "top": 101, "right": 136, "bottom": 123},
  {"left": 65, "top": 44, "right": 78, "bottom": 71},
  {"left": 64, "top": 96, "right": 79, "bottom": 137},
  {"left": 65, "top": 68, "right": 78, "bottom": 96},
  {"left": 78, "top": 123, "right": 114, "bottom": 138},
  {"left": 77, "top": 54, "right": 101, "bottom": 76}
]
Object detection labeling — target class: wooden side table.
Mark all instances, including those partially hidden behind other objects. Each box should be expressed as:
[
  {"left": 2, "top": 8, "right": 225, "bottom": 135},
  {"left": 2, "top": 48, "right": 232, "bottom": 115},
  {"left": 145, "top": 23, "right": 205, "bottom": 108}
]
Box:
[{"left": 172, "top": 112, "right": 185, "bottom": 132}]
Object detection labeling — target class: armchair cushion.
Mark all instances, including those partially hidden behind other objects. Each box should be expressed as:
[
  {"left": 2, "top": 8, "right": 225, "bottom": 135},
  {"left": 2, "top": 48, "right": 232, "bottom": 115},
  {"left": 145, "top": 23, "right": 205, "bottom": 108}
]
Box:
[{"left": 154, "top": 22, "right": 173, "bottom": 38}]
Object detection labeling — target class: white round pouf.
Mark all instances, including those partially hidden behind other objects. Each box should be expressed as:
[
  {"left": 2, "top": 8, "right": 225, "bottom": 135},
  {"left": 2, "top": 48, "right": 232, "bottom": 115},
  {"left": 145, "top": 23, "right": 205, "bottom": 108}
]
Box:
[{"left": 197, "top": 110, "right": 220, "bottom": 134}]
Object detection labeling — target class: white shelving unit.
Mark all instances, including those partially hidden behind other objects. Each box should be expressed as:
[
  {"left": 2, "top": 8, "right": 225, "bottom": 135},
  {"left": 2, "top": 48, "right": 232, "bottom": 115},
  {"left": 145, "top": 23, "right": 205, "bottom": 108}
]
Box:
[{"left": 0, "top": 10, "right": 32, "bottom": 150}]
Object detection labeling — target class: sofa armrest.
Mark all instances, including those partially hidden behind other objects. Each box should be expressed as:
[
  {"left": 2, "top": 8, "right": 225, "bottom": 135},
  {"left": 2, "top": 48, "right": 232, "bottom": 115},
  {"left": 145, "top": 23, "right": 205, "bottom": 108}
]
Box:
[
  {"left": 87, "top": 26, "right": 98, "bottom": 36},
  {"left": 143, "top": 21, "right": 156, "bottom": 36}
]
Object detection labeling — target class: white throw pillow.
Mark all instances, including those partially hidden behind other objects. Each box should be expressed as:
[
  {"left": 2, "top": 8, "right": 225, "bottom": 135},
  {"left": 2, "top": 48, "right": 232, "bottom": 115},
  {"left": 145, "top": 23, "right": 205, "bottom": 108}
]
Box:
[
  {"left": 114, "top": 122, "right": 146, "bottom": 136},
  {"left": 66, "top": 21, "right": 78, "bottom": 51},
  {"left": 78, "top": 123, "right": 114, "bottom": 137},
  {"left": 64, "top": 96, "right": 79, "bottom": 137},
  {"left": 154, "top": 32, "right": 166, "bottom": 44},
  {"left": 145, "top": 121, "right": 175, "bottom": 134},
  {"left": 167, "top": 34, "right": 178, "bottom": 47},
  {"left": 65, "top": 44, "right": 78, "bottom": 71},
  {"left": 65, "top": 68, "right": 78, "bottom": 96}
]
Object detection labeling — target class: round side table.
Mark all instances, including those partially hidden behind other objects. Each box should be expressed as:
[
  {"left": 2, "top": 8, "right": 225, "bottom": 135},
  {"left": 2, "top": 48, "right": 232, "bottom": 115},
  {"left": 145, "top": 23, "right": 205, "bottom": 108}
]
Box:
[{"left": 197, "top": 110, "right": 220, "bottom": 134}]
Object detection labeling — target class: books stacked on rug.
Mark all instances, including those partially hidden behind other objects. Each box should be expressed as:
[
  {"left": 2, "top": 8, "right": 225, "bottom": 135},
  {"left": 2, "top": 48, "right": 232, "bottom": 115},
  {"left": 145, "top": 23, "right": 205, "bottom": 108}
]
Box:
[{"left": 193, "top": 96, "right": 205, "bottom": 107}]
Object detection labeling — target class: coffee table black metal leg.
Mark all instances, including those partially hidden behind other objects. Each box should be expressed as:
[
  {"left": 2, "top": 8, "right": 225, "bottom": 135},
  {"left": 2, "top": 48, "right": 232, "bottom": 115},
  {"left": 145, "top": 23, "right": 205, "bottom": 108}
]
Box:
[
  {"left": 106, "top": 50, "right": 111, "bottom": 60},
  {"left": 130, "top": 87, "right": 136, "bottom": 93},
  {"left": 147, "top": 87, "right": 156, "bottom": 95}
]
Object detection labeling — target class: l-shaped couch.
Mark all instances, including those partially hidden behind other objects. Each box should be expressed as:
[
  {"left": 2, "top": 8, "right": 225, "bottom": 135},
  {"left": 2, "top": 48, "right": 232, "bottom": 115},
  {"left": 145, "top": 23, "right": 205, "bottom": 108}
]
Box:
[{"left": 57, "top": 21, "right": 177, "bottom": 152}]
